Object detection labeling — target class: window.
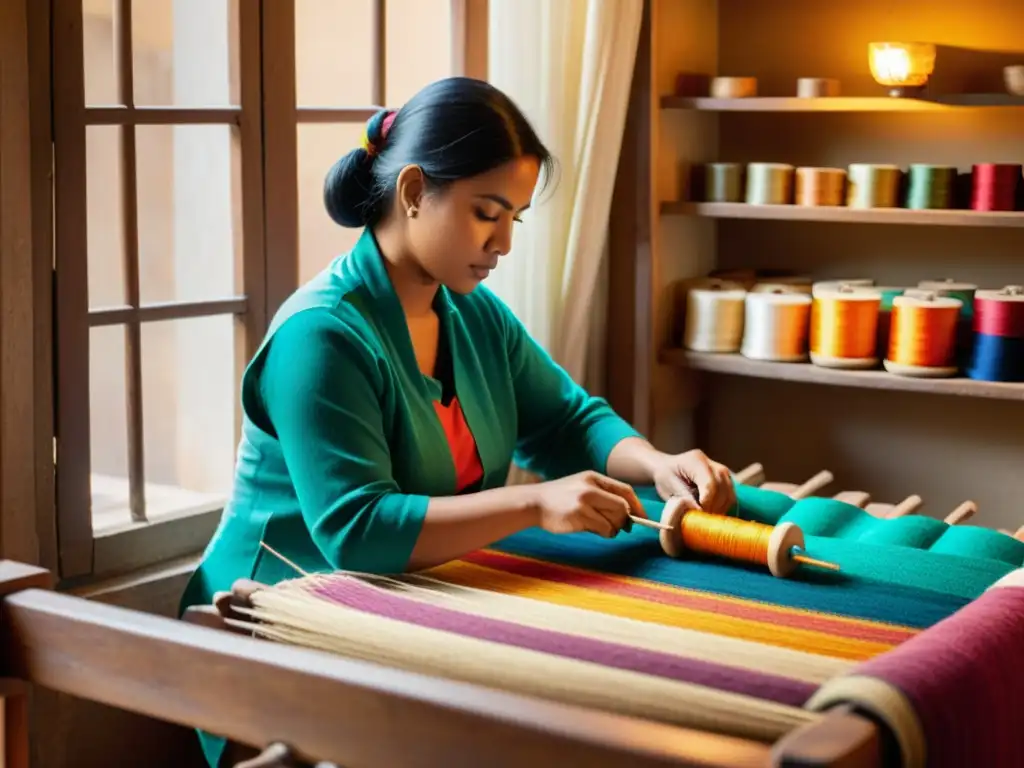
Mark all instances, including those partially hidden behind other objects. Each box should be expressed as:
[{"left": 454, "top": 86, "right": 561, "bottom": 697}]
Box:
[{"left": 53, "top": 0, "right": 488, "bottom": 581}]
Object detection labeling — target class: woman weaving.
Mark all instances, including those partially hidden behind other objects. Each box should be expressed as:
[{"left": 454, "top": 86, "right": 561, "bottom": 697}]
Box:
[{"left": 180, "top": 78, "right": 735, "bottom": 763}]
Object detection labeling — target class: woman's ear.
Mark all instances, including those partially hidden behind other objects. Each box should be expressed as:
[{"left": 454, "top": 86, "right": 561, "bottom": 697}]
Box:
[{"left": 395, "top": 165, "right": 426, "bottom": 217}]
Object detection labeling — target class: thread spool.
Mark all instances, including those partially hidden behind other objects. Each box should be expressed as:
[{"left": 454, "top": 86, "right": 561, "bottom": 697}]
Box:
[
  {"left": 709, "top": 268, "right": 758, "bottom": 290},
  {"left": 745, "top": 163, "right": 793, "bottom": 205},
  {"left": 683, "top": 280, "right": 747, "bottom": 352},
  {"left": 796, "top": 78, "right": 840, "bottom": 98},
  {"left": 905, "top": 164, "right": 956, "bottom": 210},
  {"left": 884, "top": 291, "right": 962, "bottom": 377},
  {"left": 705, "top": 163, "right": 744, "bottom": 202},
  {"left": 740, "top": 290, "right": 812, "bottom": 362},
  {"left": 810, "top": 285, "right": 882, "bottom": 369},
  {"left": 795, "top": 167, "right": 846, "bottom": 206},
  {"left": 710, "top": 76, "right": 757, "bottom": 99},
  {"left": 657, "top": 500, "right": 838, "bottom": 578},
  {"left": 874, "top": 286, "right": 907, "bottom": 359},
  {"left": 846, "top": 164, "right": 902, "bottom": 208},
  {"left": 918, "top": 278, "right": 977, "bottom": 368},
  {"left": 966, "top": 286, "right": 1024, "bottom": 382},
  {"left": 971, "top": 164, "right": 1021, "bottom": 212}
]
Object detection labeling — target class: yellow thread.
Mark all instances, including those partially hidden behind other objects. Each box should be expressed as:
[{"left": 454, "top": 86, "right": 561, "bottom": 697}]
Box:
[
  {"left": 679, "top": 510, "right": 774, "bottom": 567},
  {"left": 810, "top": 288, "right": 881, "bottom": 360},
  {"left": 427, "top": 561, "right": 896, "bottom": 660}
]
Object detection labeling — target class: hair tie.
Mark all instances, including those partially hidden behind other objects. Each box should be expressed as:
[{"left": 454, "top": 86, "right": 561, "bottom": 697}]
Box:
[{"left": 360, "top": 109, "right": 397, "bottom": 158}]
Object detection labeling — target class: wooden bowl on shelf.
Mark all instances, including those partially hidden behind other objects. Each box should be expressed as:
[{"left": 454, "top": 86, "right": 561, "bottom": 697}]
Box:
[{"left": 1005, "top": 65, "right": 1024, "bottom": 96}]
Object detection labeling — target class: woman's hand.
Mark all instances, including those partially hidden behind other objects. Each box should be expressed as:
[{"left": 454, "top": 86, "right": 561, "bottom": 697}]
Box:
[
  {"left": 650, "top": 449, "right": 736, "bottom": 515},
  {"left": 529, "top": 471, "right": 646, "bottom": 538}
]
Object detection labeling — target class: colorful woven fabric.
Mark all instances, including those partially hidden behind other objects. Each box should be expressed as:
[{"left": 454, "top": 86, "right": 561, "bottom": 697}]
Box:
[{"left": 240, "top": 482, "right": 1023, "bottom": 768}]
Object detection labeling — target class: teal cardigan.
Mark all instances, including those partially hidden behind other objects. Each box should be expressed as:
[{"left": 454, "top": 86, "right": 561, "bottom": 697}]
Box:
[{"left": 179, "top": 229, "right": 641, "bottom": 764}]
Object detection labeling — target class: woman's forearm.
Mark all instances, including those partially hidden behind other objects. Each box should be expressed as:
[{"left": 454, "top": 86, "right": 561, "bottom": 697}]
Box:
[
  {"left": 406, "top": 484, "right": 539, "bottom": 571},
  {"left": 605, "top": 436, "right": 666, "bottom": 485}
]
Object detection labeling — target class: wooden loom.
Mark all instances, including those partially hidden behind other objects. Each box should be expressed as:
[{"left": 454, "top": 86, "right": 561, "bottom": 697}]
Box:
[{"left": 0, "top": 465, "right": 1018, "bottom": 768}]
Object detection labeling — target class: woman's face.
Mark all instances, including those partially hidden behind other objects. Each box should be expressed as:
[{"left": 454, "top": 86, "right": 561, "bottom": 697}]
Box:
[{"left": 404, "top": 156, "right": 540, "bottom": 294}]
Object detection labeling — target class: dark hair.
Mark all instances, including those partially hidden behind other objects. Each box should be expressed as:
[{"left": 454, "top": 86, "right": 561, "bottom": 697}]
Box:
[{"left": 324, "top": 77, "right": 555, "bottom": 228}]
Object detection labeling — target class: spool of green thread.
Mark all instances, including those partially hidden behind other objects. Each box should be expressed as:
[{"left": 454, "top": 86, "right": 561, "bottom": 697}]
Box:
[
  {"left": 917, "top": 279, "right": 976, "bottom": 319},
  {"left": 846, "top": 164, "right": 901, "bottom": 208},
  {"left": 745, "top": 163, "right": 793, "bottom": 205},
  {"left": 705, "top": 163, "right": 743, "bottom": 203},
  {"left": 906, "top": 164, "right": 956, "bottom": 210}
]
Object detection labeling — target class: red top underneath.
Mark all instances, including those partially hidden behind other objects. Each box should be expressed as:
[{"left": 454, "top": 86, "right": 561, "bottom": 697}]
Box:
[{"left": 432, "top": 396, "right": 484, "bottom": 492}]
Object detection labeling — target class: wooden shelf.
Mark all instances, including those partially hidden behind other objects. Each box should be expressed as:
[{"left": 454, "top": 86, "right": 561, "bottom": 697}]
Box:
[
  {"left": 660, "top": 201, "right": 1024, "bottom": 228},
  {"left": 660, "top": 95, "right": 1024, "bottom": 111},
  {"left": 662, "top": 349, "right": 1024, "bottom": 402}
]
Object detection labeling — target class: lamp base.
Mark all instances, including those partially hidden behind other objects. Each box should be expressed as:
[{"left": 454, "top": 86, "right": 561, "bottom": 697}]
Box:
[{"left": 885, "top": 84, "right": 927, "bottom": 98}]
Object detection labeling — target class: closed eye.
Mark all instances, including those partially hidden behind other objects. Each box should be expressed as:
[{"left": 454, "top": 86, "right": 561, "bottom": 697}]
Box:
[{"left": 475, "top": 207, "right": 524, "bottom": 224}]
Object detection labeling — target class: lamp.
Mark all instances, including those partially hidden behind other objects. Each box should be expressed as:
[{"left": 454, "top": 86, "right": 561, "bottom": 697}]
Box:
[{"left": 868, "top": 42, "right": 936, "bottom": 97}]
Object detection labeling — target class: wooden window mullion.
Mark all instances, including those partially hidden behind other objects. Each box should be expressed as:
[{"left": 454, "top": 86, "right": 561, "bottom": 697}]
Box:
[
  {"left": 113, "top": 0, "right": 146, "bottom": 524},
  {"left": 371, "top": 0, "right": 386, "bottom": 106},
  {"left": 52, "top": 0, "right": 95, "bottom": 578}
]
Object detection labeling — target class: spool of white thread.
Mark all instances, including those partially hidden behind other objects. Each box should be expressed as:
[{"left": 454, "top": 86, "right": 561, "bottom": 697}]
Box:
[
  {"left": 683, "top": 280, "right": 747, "bottom": 353},
  {"left": 740, "top": 290, "right": 812, "bottom": 362}
]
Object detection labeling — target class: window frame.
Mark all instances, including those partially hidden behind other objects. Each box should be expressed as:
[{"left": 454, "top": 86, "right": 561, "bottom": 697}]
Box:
[{"left": 47, "top": 0, "right": 489, "bottom": 583}]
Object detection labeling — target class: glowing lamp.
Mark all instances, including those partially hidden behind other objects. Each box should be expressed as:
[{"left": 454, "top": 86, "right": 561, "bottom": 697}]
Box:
[{"left": 868, "top": 42, "right": 936, "bottom": 97}]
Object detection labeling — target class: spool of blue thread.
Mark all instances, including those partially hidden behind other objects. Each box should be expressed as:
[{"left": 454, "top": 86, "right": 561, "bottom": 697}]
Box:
[{"left": 966, "top": 286, "right": 1024, "bottom": 382}]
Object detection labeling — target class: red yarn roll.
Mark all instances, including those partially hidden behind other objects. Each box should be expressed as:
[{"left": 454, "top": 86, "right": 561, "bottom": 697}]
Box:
[
  {"left": 971, "top": 163, "right": 1021, "bottom": 211},
  {"left": 974, "top": 288, "right": 1024, "bottom": 337}
]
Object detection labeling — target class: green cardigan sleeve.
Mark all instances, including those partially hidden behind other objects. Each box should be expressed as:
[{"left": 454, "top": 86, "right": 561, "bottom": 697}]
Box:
[
  {"left": 503, "top": 306, "right": 643, "bottom": 479},
  {"left": 256, "top": 308, "right": 428, "bottom": 573}
]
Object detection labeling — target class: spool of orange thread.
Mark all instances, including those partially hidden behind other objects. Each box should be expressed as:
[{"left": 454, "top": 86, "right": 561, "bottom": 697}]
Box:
[
  {"left": 883, "top": 290, "right": 962, "bottom": 377},
  {"left": 810, "top": 285, "right": 882, "bottom": 369},
  {"left": 795, "top": 168, "right": 846, "bottom": 206}
]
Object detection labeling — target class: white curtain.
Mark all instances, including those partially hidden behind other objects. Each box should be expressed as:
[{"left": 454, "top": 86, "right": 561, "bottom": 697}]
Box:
[
  {"left": 486, "top": 0, "right": 643, "bottom": 385},
  {"left": 486, "top": 0, "right": 643, "bottom": 483}
]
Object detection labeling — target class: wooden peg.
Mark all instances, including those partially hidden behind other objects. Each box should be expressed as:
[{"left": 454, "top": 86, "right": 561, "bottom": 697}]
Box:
[
  {"left": 734, "top": 462, "right": 765, "bottom": 486},
  {"left": 232, "top": 743, "right": 296, "bottom": 768},
  {"left": 944, "top": 501, "right": 977, "bottom": 525},
  {"left": 887, "top": 495, "right": 923, "bottom": 518},
  {"left": 790, "top": 470, "right": 834, "bottom": 500},
  {"left": 832, "top": 491, "right": 870, "bottom": 508}
]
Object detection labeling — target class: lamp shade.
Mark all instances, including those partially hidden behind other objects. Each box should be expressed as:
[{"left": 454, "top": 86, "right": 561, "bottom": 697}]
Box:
[{"left": 868, "top": 42, "right": 936, "bottom": 94}]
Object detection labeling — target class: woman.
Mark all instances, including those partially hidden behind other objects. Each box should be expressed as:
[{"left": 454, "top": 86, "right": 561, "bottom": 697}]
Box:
[{"left": 180, "top": 76, "right": 735, "bottom": 765}]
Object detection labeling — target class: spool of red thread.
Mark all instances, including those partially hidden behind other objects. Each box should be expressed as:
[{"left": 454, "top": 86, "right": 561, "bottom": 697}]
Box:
[
  {"left": 971, "top": 164, "right": 1021, "bottom": 211},
  {"left": 974, "top": 286, "right": 1024, "bottom": 338}
]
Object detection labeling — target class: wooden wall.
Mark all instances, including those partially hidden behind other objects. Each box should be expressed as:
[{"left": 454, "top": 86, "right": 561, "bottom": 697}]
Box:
[{"left": 647, "top": 0, "right": 1024, "bottom": 529}]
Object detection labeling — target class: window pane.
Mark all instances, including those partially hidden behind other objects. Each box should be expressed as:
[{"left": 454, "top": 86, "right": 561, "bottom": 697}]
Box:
[
  {"left": 386, "top": 0, "right": 453, "bottom": 105},
  {"left": 83, "top": 0, "right": 239, "bottom": 106},
  {"left": 89, "top": 324, "right": 129, "bottom": 531},
  {"left": 295, "top": 0, "right": 374, "bottom": 106},
  {"left": 298, "top": 124, "right": 365, "bottom": 284},
  {"left": 136, "top": 125, "right": 243, "bottom": 304},
  {"left": 83, "top": 0, "right": 117, "bottom": 105},
  {"left": 140, "top": 316, "right": 238, "bottom": 517},
  {"left": 86, "top": 126, "right": 127, "bottom": 308},
  {"left": 133, "top": 0, "right": 239, "bottom": 106}
]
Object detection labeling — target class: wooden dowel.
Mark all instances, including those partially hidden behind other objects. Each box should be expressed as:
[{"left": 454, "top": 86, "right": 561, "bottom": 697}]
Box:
[
  {"left": 944, "top": 501, "right": 977, "bottom": 526},
  {"left": 887, "top": 495, "right": 923, "bottom": 518},
  {"left": 733, "top": 462, "right": 765, "bottom": 486},
  {"left": 629, "top": 515, "right": 672, "bottom": 532},
  {"left": 789, "top": 470, "right": 833, "bottom": 500},
  {"left": 832, "top": 491, "right": 870, "bottom": 508}
]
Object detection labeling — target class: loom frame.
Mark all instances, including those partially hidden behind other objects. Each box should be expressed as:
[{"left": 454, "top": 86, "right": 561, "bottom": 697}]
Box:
[{"left": 0, "top": 560, "right": 885, "bottom": 768}]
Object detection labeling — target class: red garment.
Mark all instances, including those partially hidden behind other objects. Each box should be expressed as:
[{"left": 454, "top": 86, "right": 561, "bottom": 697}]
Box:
[{"left": 432, "top": 396, "right": 484, "bottom": 492}]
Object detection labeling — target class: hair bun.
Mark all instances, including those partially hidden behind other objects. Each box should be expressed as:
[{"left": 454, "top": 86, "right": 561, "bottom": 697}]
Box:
[{"left": 323, "top": 147, "right": 375, "bottom": 228}]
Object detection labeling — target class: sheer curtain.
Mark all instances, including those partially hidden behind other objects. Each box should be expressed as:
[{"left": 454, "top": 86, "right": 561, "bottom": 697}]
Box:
[{"left": 486, "top": 0, "right": 643, "bottom": 481}]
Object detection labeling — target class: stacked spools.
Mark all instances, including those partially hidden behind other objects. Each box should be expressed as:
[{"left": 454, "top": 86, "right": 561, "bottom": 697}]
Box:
[
  {"left": 678, "top": 273, "right": 1024, "bottom": 383},
  {"left": 693, "top": 162, "right": 1024, "bottom": 212},
  {"left": 966, "top": 286, "right": 1024, "bottom": 382}
]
